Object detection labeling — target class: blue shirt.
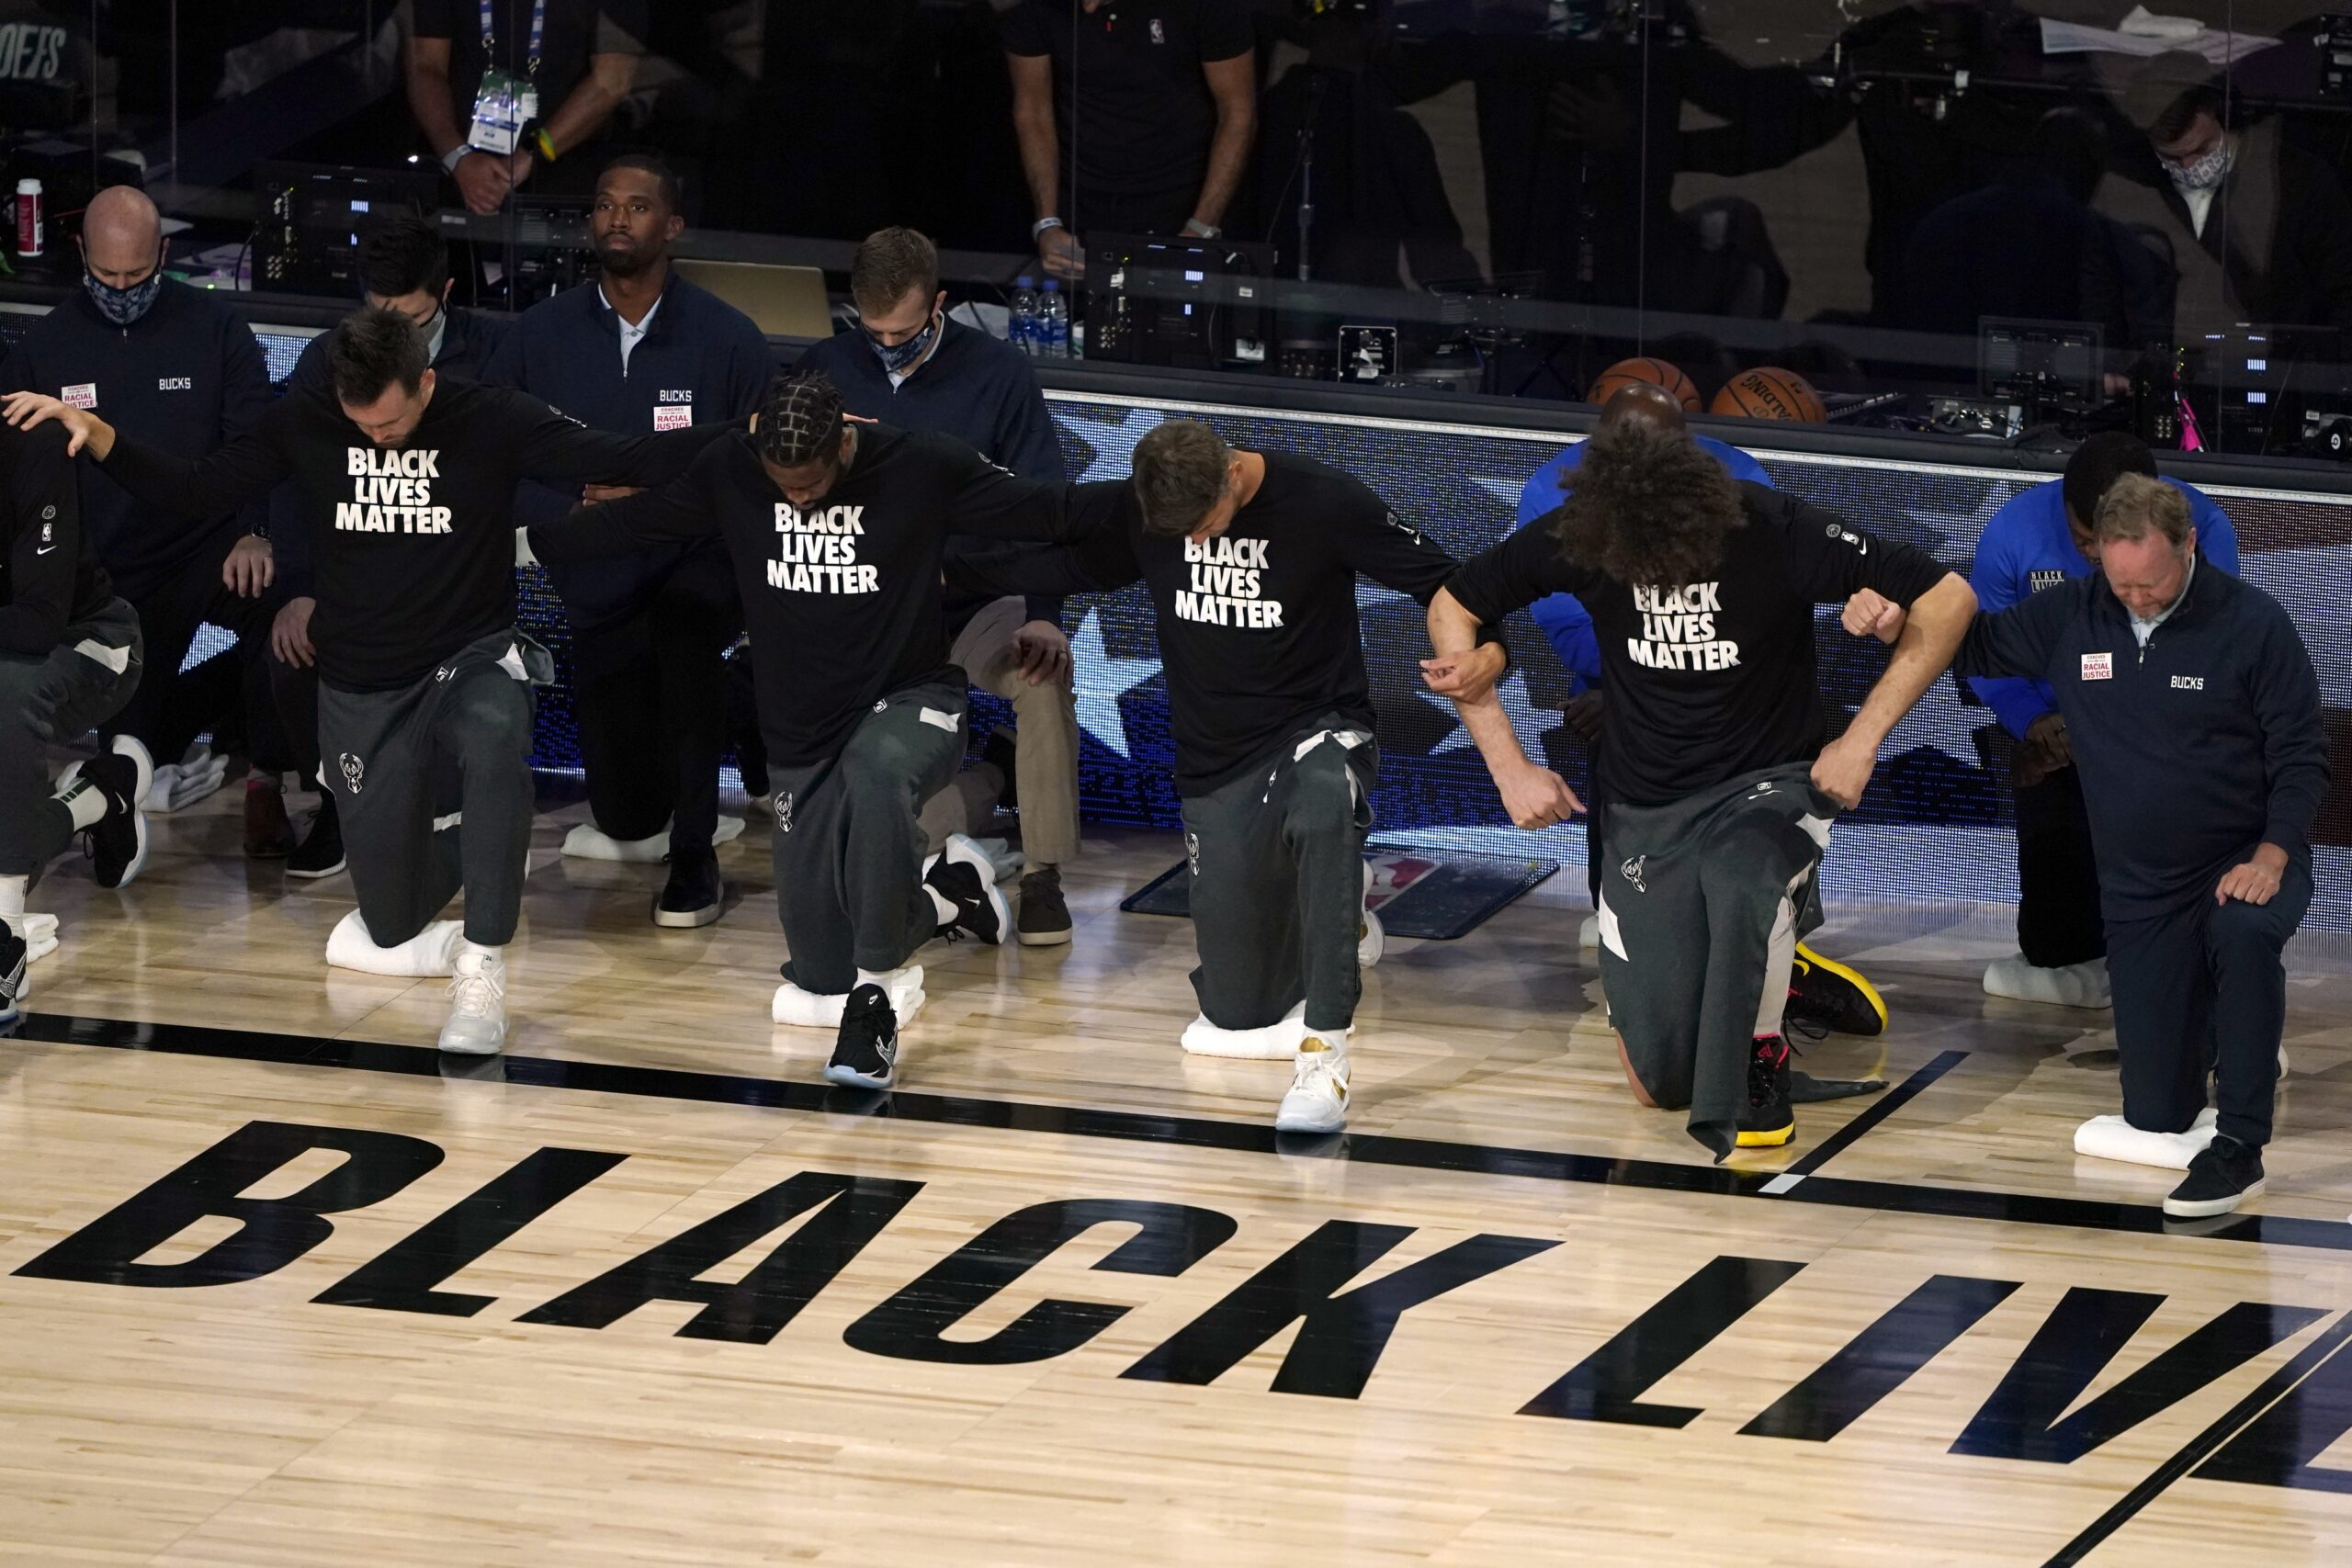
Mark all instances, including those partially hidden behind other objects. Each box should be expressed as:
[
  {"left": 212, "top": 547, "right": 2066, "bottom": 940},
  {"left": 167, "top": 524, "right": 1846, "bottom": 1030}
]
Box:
[
  {"left": 1965, "top": 476, "right": 2239, "bottom": 738},
  {"left": 485, "top": 272, "right": 773, "bottom": 628},
  {"left": 1512, "top": 435, "right": 1772, "bottom": 692}
]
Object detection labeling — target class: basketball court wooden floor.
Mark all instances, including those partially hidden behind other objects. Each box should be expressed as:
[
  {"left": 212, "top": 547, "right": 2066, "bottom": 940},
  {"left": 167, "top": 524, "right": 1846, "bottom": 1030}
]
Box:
[{"left": 10, "top": 787, "right": 2352, "bottom": 1566}]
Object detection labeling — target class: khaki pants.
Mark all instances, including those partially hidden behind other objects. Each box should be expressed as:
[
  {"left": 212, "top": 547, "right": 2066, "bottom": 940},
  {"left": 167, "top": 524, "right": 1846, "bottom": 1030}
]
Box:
[{"left": 915, "top": 595, "right": 1081, "bottom": 868}]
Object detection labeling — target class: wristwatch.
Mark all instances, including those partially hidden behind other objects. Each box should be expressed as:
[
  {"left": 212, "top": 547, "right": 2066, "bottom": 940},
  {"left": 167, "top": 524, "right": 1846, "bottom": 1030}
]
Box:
[{"left": 441, "top": 144, "right": 476, "bottom": 175}]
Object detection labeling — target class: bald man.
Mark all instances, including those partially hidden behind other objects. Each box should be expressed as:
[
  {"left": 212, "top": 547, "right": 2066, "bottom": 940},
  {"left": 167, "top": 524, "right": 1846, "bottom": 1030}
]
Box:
[
  {"left": 0, "top": 186, "right": 282, "bottom": 844},
  {"left": 1510, "top": 385, "right": 1893, "bottom": 1042}
]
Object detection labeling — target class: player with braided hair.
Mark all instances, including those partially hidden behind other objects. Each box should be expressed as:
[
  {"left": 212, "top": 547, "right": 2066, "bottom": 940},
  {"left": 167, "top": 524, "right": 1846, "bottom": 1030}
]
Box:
[{"left": 536, "top": 371, "right": 1111, "bottom": 1089}]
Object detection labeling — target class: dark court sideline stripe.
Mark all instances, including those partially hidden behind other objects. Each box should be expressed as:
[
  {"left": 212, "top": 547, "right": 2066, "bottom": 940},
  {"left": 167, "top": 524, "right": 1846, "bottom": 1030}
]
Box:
[{"left": 14, "top": 1011, "right": 2351, "bottom": 1256}]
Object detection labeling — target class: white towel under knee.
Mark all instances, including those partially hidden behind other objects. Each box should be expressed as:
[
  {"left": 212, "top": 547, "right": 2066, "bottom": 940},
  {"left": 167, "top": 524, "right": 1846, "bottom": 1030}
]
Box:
[
  {"left": 771, "top": 965, "right": 926, "bottom": 1028},
  {"left": 324, "top": 909, "right": 463, "bottom": 976},
  {"left": 2073, "top": 1109, "right": 2219, "bottom": 1171}
]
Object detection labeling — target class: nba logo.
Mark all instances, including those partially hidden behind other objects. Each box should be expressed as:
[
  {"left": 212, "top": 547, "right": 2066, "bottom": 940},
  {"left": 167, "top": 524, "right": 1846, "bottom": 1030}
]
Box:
[{"left": 1150, "top": 17, "right": 1164, "bottom": 42}]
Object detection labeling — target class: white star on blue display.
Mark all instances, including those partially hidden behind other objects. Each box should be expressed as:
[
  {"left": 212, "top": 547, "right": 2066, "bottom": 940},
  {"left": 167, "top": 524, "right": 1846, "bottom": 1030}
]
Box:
[
  {"left": 1057, "top": 405, "right": 1173, "bottom": 482},
  {"left": 1069, "top": 606, "right": 1161, "bottom": 759},
  {"left": 1471, "top": 475, "right": 1530, "bottom": 515},
  {"left": 1415, "top": 670, "right": 1551, "bottom": 755}
]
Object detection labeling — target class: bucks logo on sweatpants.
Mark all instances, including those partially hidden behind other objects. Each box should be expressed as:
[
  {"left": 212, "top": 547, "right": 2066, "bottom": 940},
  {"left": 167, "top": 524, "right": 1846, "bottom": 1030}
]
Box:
[{"left": 339, "top": 752, "right": 366, "bottom": 795}]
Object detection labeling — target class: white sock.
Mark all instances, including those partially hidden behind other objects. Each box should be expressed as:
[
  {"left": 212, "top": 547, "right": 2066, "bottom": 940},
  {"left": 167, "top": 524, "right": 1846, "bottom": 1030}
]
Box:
[
  {"left": 0, "top": 874, "right": 23, "bottom": 934},
  {"left": 456, "top": 939, "right": 504, "bottom": 967},
  {"left": 56, "top": 774, "right": 109, "bottom": 830},
  {"left": 855, "top": 966, "right": 899, "bottom": 989},
  {"left": 927, "top": 886, "right": 956, "bottom": 924}
]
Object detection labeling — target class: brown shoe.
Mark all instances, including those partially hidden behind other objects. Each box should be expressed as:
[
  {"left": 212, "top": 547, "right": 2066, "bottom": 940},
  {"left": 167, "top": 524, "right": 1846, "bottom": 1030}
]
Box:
[
  {"left": 243, "top": 781, "right": 295, "bottom": 859},
  {"left": 1016, "top": 865, "right": 1072, "bottom": 946}
]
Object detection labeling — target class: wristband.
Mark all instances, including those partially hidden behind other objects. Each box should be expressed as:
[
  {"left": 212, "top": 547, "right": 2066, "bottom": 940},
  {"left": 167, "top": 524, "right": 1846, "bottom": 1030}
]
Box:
[
  {"left": 441, "top": 144, "right": 475, "bottom": 175},
  {"left": 1182, "top": 220, "right": 1221, "bottom": 239},
  {"left": 1032, "top": 217, "right": 1065, "bottom": 239},
  {"left": 531, "top": 127, "right": 558, "bottom": 164}
]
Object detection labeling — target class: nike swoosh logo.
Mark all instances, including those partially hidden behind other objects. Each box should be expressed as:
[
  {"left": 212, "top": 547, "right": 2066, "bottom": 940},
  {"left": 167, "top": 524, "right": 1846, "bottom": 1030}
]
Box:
[{"left": 34, "top": 546, "right": 57, "bottom": 556}]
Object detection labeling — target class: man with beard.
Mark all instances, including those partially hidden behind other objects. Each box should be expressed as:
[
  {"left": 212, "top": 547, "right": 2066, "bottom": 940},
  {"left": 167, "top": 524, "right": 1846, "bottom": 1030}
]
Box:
[
  {"left": 1427, "top": 423, "right": 1975, "bottom": 1159},
  {"left": 483, "top": 154, "right": 772, "bottom": 928}
]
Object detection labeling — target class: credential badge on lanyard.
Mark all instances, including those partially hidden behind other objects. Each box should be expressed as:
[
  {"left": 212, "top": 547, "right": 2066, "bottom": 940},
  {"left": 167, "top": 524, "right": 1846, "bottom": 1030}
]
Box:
[{"left": 468, "top": 0, "right": 546, "bottom": 156}]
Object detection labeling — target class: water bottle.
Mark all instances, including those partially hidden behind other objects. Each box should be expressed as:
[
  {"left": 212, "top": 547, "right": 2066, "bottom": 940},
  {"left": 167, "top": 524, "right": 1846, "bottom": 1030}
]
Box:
[
  {"left": 1009, "top": 276, "right": 1039, "bottom": 356},
  {"left": 1039, "top": 279, "right": 1069, "bottom": 360}
]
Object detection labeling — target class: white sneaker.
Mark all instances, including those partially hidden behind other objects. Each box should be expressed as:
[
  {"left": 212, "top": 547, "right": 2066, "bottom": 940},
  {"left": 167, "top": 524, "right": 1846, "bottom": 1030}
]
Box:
[
  {"left": 438, "top": 949, "right": 508, "bottom": 1055},
  {"left": 1357, "top": 908, "right": 1385, "bottom": 968},
  {"left": 1275, "top": 1035, "right": 1351, "bottom": 1134}
]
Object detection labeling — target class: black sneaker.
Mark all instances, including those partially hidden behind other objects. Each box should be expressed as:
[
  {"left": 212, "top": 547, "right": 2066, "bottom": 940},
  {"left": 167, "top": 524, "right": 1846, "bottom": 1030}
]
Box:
[
  {"left": 69, "top": 740, "right": 152, "bottom": 891},
  {"left": 1016, "top": 865, "right": 1071, "bottom": 947},
  {"left": 925, "top": 835, "right": 1009, "bottom": 944},
  {"left": 983, "top": 727, "right": 1020, "bottom": 809},
  {"left": 823, "top": 983, "right": 900, "bottom": 1089},
  {"left": 1785, "top": 943, "right": 1889, "bottom": 1038},
  {"left": 1736, "top": 1034, "right": 1796, "bottom": 1148},
  {"left": 0, "top": 920, "right": 25, "bottom": 1026},
  {"left": 2165, "top": 1134, "right": 2267, "bottom": 1218},
  {"left": 654, "top": 851, "right": 724, "bottom": 929},
  {"left": 286, "top": 793, "right": 346, "bottom": 880}
]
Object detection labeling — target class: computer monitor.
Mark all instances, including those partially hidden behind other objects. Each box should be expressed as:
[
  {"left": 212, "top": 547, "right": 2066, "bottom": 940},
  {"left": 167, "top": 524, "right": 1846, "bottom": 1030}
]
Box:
[
  {"left": 252, "top": 163, "right": 441, "bottom": 298},
  {"left": 1978, "top": 317, "right": 2103, "bottom": 409},
  {"left": 1081, "top": 233, "right": 1275, "bottom": 372}
]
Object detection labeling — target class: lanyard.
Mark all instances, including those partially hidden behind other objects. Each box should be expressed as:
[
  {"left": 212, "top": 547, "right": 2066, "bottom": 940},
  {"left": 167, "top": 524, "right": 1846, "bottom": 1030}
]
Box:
[{"left": 479, "top": 0, "right": 546, "bottom": 77}]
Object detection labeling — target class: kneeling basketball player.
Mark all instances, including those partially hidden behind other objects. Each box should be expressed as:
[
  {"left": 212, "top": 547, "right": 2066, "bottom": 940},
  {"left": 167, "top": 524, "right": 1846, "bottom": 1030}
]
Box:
[
  {"left": 1517, "top": 383, "right": 1897, "bottom": 1039},
  {"left": 1427, "top": 422, "right": 1974, "bottom": 1158},
  {"left": 953, "top": 419, "right": 1503, "bottom": 1135}
]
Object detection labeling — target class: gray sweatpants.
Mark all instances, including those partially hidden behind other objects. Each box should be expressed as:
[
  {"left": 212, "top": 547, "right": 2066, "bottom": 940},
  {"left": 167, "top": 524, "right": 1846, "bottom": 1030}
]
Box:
[
  {"left": 0, "top": 597, "right": 143, "bottom": 877},
  {"left": 771, "top": 677, "right": 967, "bottom": 996},
  {"left": 1598, "top": 761, "right": 1838, "bottom": 1157},
  {"left": 1181, "top": 717, "right": 1377, "bottom": 1036},
  {"left": 317, "top": 629, "right": 545, "bottom": 948}
]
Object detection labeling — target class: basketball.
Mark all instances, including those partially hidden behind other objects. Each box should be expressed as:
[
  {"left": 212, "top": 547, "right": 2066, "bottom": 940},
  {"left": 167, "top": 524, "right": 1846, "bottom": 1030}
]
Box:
[
  {"left": 1587, "top": 357, "right": 1701, "bottom": 412},
  {"left": 1709, "top": 367, "right": 1827, "bottom": 423}
]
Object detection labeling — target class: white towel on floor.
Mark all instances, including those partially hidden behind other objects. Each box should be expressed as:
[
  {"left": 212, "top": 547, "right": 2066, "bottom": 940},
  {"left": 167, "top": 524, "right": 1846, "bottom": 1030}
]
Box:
[
  {"left": 561, "top": 815, "right": 747, "bottom": 862},
  {"left": 23, "top": 911, "right": 57, "bottom": 964},
  {"left": 771, "top": 965, "right": 926, "bottom": 1028},
  {"left": 2074, "top": 1109, "right": 2218, "bottom": 1170},
  {"left": 325, "top": 909, "right": 462, "bottom": 976},
  {"left": 141, "top": 750, "right": 230, "bottom": 814},
  {"left": 1181, "top": 1000, "right": 1307, "bottom": 1060},
  {"left": 1984, "top": 954, "right": 2112, "bottom": 1010}
]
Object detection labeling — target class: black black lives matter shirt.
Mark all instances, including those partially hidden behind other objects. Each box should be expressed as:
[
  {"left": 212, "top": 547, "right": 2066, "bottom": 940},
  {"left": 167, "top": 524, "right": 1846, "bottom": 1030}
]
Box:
[
  {"left": 954, "top": 451, "right": 1466, "bottom": 796},
  {"left": 1447, "top": 483, "right": 1952, "bottom": 808},
  {"left": 537, "top": 423, "right": 1101, "bottom": 767},
  {"left": 99, "top": 378, "right": 727, "bottom": 693}
]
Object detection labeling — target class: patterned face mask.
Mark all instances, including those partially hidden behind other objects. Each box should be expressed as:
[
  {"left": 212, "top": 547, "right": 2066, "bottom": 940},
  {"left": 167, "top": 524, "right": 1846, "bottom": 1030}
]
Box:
[
  {"left": 866, "top": 311, "right": 939, "bottom": 376},
  {"left": 85, "top": 265, "right": 164, "bottom": 326},
  {"left": 2165, "top": 136, "right": 2233, "bottom": 195}
]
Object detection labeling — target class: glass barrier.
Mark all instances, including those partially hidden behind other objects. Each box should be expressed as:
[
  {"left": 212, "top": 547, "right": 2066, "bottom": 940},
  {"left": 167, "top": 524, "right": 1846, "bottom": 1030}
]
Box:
[{"left": 3, "top": 1, "right": 2348, "bottom": 468}]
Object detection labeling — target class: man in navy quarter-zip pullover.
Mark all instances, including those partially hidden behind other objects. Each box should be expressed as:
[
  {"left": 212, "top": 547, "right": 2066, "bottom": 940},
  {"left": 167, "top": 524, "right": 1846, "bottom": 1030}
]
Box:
[
  {"left": 483, "top": 153, "right": 772, "bottom": 930},
  {"left": 0, "top": 186, "right": 275, "bottom": 828},
  {"left": 796, "top": 225, "right": 1083, "bottom": 947},
  {"left": 1951, "top": 473, "right": 2327, "bottom": 1220}
]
